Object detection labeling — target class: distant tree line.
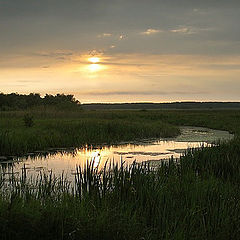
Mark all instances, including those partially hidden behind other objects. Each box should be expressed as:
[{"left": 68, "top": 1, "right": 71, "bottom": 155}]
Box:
[
  {"left": 82, "top": 102, "right": 240, "bottom": 110},
  {"left": 0, "top": 93, "right": 80, "bottom": 110}
]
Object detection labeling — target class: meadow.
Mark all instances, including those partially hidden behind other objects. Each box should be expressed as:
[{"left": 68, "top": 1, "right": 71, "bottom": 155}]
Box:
[
  {"left": 0, "top": 108, "right": 240, "bottom": 239},
  {"left": 1, "top": 108, "right": 240, "bottom": 156},
  {"left": 0, "top": 109, "right": 180, "bottom": 156}
]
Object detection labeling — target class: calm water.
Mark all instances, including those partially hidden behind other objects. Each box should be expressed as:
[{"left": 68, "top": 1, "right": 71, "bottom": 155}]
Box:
[{"left": 0, "top": 126, "right": 234, "bottom": 179}]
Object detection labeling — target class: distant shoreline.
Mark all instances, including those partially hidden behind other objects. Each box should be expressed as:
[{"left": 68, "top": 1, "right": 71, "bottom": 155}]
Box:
[{"left": 82, "top": 102, "right": 240, "bottom": 110}]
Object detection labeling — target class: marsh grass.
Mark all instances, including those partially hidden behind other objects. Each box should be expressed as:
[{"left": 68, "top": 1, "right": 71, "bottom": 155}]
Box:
[
  {"left": 23, "top": 114, "right": 34, "bottom": 127},
  {"left": 0, "top": 147, "right": 239, "bottom": 240},
  {"left": 1, "top": 108, "right": 239, "bottom": 156},
  {"left": 0, "top": 112, "right": 179, "bottom": 156},
  {"left": 0, "top": 109, "right": 240, "bottom": 239}
]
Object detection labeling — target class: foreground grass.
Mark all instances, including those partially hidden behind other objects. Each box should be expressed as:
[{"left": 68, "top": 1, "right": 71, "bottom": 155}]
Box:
[{"left": 0, "top": 141, "right": 240, "bottom": 240}]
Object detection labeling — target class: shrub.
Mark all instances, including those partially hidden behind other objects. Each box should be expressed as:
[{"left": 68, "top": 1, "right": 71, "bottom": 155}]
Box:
[{"left": 23, "top": 113, "right": 34, "bottom": 127}]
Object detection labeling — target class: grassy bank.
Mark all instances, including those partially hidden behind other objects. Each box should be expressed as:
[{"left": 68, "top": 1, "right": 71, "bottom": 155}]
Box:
[
  {"left": 0, "top": 108, "right": 240, "bottom": 155},
  {"left": 1, "top": 108, "right": 240, "bottom": 156},
  {"left": 0, "top": 113, "right": 179, "bottom": 156}
]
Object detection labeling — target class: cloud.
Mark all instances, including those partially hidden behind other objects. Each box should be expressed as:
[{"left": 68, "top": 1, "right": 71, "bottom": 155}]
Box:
[
  {"left": 97, "top": 33, "right": 112, "bottom": 38},
  {"left": 119, "top": 35, "right": 125, "bottom": 40},
  {"left": 33, "top": 50, "right": 74, "bottom": 58},
  {"left": 88, "top": 49, "right": 104, "bottom": 56},
  {"left": 169, "top": 26, "right": 212, "bottom": 35},
  {"left": 170, "top": 27, "right": 195, "bottom": 34},
  {"left": 201, "top": 63, "right": 240, "bottom": 70},
  {"left": 76, "top": 90, "right": 208, "bottom": 96},
  {"left": 141, "top": 28, "right": 162, "bottom": 35},
  {"left": 1, "top": 0, "right": 239, "bottom": 57},
  {"left": 101, "top": 62, "right": 149, "bottom": 67}
]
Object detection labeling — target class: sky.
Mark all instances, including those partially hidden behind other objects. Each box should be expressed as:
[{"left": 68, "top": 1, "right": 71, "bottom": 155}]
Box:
[{"left": 0, "top": 0, "right": 240, "bottom": 103}]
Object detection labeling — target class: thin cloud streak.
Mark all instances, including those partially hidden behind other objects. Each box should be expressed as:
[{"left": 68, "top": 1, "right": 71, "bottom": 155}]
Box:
[
  {"left": 75, "top": 90, "right": 208, "bottom": 96},
  {"left": 97, "top": 33, "right": 112, "bottom": 38},
  {"left": 140, "top": 28, "right": 162, "bottom": 35}
]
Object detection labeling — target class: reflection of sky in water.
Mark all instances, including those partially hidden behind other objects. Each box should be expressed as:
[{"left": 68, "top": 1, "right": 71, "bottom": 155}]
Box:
[
  {"left": 0, "top": 141, "right": 209, "bottom": 179},
  {"left": 0, "top": 127, "right": 233, "bottom": 180}
]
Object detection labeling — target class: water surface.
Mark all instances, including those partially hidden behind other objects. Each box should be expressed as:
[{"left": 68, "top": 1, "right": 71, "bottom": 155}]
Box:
[{"left": 0, "top": 126, "right": 233, "bottom": 179}]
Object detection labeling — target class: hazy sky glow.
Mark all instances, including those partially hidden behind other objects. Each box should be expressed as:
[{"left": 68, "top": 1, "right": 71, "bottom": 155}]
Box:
[{"left": 1, "top": 0, "right": 240, "bottom": 102}]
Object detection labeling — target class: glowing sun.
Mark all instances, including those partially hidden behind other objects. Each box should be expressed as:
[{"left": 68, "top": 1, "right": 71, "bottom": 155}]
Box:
[
  {"left": 88, "top": 57, "right": 100, "bottom": 64},
  {"left": 88, "top": 64, "right": 101, "bottom": 72}
]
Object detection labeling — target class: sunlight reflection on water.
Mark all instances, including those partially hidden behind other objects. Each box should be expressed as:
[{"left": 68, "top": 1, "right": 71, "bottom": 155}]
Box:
[{"left": 0, "top": 127, "right": 234, "bottom": 180}]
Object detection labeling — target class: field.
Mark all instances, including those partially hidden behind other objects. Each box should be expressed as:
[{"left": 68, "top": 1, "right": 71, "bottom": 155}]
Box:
[
  {"left": 1, "top": 109, "right": 239, "bottom": 156},
  {"left": 0, "top": 109, "right": 181, "bottom": 156},
  {"left": 0, "top": 109, "right": 240, "bottom": 239}
]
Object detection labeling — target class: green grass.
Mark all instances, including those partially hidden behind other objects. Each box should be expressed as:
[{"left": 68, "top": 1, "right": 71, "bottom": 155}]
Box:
[
  {"left": 0, "top": 118, "right": 179, "bottom": 156},
  {"left": 1, "top": 108, "right": 240, "bottom": 156},
  {"left": 0, "top": 109, "right": 240, "bottom": 239},
  {"left": 0, "top": 154, "right": 239, "bottom": 240}
]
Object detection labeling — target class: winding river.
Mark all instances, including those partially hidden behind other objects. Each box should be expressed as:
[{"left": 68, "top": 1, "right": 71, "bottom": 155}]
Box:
[{"left": 0, "top": 126, "right": 234, "bottom": 179}]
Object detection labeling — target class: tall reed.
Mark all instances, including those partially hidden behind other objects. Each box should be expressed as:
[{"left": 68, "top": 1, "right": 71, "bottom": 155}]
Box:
[{"left": 0, "top": 151, "right": 239, "bottom": 240}]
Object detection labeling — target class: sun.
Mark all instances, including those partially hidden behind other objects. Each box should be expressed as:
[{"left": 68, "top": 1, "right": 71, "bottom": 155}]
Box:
[
  {"left": 88, "top": 64, "right": 101, "bottom": 72},
  {"left": 85, "top": 55, "right": 105, "bottom": 73},
  {"left": 88, "top": 57, "right": 100, "bottom": 64}
]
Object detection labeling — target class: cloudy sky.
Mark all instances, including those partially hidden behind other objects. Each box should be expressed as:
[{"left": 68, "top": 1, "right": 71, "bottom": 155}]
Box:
[{"left": 1, "top": 0, "right": 240, "bottom": 102}]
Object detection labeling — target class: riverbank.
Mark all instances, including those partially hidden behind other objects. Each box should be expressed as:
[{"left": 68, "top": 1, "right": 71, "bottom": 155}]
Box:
[
  {"left": 0, "top": 112, "right": 179, "bottom": 156},
  {"left": 1, "top": 109, "right": 239, "bottom": 157}
]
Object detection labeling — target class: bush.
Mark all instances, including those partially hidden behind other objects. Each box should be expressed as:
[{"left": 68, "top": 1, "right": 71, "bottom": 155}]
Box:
[{"left": 23, "top": 114, "right": 34, "bottom": 127}]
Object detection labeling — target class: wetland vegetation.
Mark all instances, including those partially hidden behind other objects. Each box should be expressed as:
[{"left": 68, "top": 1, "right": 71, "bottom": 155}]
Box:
[
  {"left": 0, "top": 111, "right": 179, "bottom": 156},
  {"left": 0, "top": 95, "right": 240, "bottom": 239},
  {"left": 0, "top": 140, "right": 240, "bottom": 240}
]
